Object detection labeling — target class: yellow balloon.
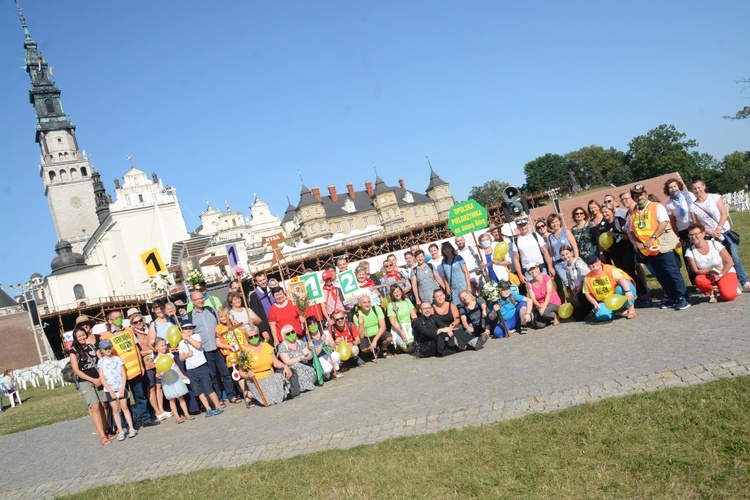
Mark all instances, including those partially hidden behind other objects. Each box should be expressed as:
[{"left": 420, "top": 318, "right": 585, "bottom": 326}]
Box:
[
  {"left": 604, "top": 294, "right": 627, "bottom": 311},
  {"left": 493, "top": 241, "right": 510, "bottom": 260},
  {"left": 166, "top": 325, "right": 182, "bottom": 349},
  {"left": 599, "top": 233, "right": 614, "bottom": 250},
  {"left": 558, "top": 302, "right": 574, "bottom": 319},
  {"left": 154, "top": 354, "right": 174, "bottom": 374},
  {"left": 336, "top": 340, "right": 351, "bottom": 361}
]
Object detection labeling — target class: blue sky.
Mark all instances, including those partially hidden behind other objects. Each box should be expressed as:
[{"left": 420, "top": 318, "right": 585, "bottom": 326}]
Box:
[{"left": 1, "top": 0, "right": 748, "bottom": 293}]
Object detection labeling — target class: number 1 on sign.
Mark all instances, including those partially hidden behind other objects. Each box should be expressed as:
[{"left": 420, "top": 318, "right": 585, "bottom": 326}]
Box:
[{"left": 140, "top": 248, "right": 166, "bottom": 277}]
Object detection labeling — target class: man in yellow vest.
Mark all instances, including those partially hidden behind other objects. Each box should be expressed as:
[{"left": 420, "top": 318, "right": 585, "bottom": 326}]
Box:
[
  {"left": 101, "top": 310, "right": 161, "bottom": 428},
  {"left": 626, "top": 183, "right": 689, "bottom": 311},
  {"left": 583, "top": 255, "right": 637, "bottom": 322}
]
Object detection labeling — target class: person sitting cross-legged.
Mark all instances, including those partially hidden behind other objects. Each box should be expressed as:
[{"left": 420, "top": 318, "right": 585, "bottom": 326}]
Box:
[
  {"left": 412, "top": 302, "right": 476, "bottom": 358},
  {"left": 583, "top": 255, "right": 637, "bottom": 322},
  {"left": 488, "top": 280, "right": 533, "bottom": 335}
]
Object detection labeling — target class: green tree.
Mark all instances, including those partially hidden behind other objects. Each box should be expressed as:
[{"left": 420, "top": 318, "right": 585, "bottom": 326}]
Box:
[
  {"left": 468, "top": 179, "right": 510, "bottom": 208},
  {"left": 723, "top": 78, "right": 750, "bottom": 120},
  {"left": 626, "top": 124, "right": 699, "bottom": 181},
  {"left": 703, "top": 151, "right": 750, "bottom": 193},
  {"left": 523, "top": 153, "right": 570, "bottom": 193},
  {"left": 565, "top": 145, "right": 629, "bottom": 187}
]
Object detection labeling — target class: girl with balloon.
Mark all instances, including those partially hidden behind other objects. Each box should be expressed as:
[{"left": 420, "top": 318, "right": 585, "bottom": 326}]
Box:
[
  {"left": 154, "top": 338, "right": 192, "bottom": 423},
  {"left": 582, "top": 255, "right": 637, "bottom": 322}
]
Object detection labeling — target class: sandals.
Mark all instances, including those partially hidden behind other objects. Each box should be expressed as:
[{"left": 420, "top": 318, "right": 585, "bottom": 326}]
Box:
[
  {"left": 100, "top": 436, "right": 112, "bottom": 446},
  {"left": 218, "top": 401, "right": 227, "bottom": 409},
  {"left": 175, "top": 416, "right": 185, "bottom": 424},
  {"left": 185, "top": 414, "right": 195, "bottom": 421},
  {"left": 228, "top": 397, "right": 242, "bottom": 404}
]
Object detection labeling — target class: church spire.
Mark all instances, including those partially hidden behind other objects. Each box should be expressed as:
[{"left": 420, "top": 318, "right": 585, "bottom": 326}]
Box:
[
  {"left": 17, "top": 0, "right": 75, "bottom": 139},
  {"left": 16, "top": 1, "right": 101, "bottom": 252},
  {"left": 91, "top": 167, "right": 111, "bottom": 223}
]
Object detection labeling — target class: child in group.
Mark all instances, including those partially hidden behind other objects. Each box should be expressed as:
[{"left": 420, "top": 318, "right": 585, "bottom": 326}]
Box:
[
  {"left": 177, "top": 322, "right": 224, "bottom": 417},
  {"left": 154, "top": 338, "right": 193, "bottom": 424},
  {"left": 97, "top": 338, "right": 136, "bottom": 441},
  {"left": 215, "top": 307, "right": 249, "bottom": 405}
]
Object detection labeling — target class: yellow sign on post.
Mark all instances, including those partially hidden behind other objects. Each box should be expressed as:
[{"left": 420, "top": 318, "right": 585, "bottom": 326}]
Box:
[{"left": 140, "top": 248, "right": 166, "bottom": 277}]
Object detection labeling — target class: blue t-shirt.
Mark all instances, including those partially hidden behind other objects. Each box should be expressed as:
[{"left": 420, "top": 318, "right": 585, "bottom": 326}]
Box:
[{"left": 495, "top": 293, "right": 526, "bottom": 321}]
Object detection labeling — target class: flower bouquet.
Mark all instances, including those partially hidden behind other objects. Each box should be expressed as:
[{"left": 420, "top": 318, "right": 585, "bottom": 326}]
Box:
[
  {"left": 482, "top": 280, "right": 502, "bottom": 304},
  {"left": 149, "top": 272, "right": 174, "bottom": 296},
  {"left": 186, "top": 269, "right": 204, "bottom": 286}
]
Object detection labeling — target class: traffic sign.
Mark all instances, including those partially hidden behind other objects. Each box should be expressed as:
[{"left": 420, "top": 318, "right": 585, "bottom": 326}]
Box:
[{"left": 447, "top": 199, "right": 489, "bottom": 237}]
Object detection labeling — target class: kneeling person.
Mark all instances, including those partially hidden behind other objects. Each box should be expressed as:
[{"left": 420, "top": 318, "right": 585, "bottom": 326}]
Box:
[{"left": 583, "top": 255, "right": 637, "bottom": 322}]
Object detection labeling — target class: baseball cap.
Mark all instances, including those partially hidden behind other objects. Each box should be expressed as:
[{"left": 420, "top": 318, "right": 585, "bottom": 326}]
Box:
[
  {"left": 630, "top": 183, "right": 646, "bottom": 195},
  {"left": 98, "top": 338, "right": 113, "bottom": 349},
  {"left": 585, "top": 254, "right": 600, "bottom": 266},
  {"left": 179, "top": 321, "right": 195, "bottom": 329},
  {"left": 322, "top": 269, "right": 335, "bottom": 281},
  {"left": 514, "top": 216, "right": 529, "bottom": 226}
]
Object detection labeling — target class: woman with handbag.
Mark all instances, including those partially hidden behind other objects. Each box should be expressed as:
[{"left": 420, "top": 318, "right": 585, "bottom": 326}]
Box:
[
  {"left": 689, "top": 177, "right": 750, "bottom": 293},
  {"left": 685, "top": 223, "right": 739, "bottom": 302}
]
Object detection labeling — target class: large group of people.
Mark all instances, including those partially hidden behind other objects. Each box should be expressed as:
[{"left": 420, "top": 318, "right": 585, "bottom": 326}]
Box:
[{"left": 64, "top": 178, "right": 747, "bottom": 445}]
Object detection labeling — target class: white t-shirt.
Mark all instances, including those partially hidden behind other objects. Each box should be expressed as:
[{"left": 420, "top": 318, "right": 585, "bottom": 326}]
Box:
[
  {"left": 665, "top": 191, "right": 696, "bottom": 231},
  {"left": 229, "top": 308, "right": 251, "bottom": 326},
  {"left": 178, "top": 333, "right": 207, "bottom": 370},
  {"left": 685, "top": 240, "right": 734, "bottom": 274},
  {"left": 512, "top": 232, "right": 545, "bottom": 270},
  {"left": 690, "top": 193, "right": 730, "bottom": 233},
  {"left": 97, "top": 355, "right": 124, "bottom": 392},
  {"left": 457, "top": 246, "right": 481, "bottom": 274}
]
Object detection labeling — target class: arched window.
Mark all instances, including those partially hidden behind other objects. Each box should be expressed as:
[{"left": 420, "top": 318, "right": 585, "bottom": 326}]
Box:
[
  {"left": 44, "top": 99, "right": 54, "bottom": 114},
  {"left": 60, "top": 169, "right": 68, "bottom": 181},
  {"left": 70, "top": 168, "right": 78, "bottom": 179},
  {"left": 81, "top": 166, "right": 88, "bottom": 177},
  {"left": 73, "top": 284, "right": 86, "bottom": 300},
  {"left": 48, "top": 171, "right": 56, "bottom": 182}
]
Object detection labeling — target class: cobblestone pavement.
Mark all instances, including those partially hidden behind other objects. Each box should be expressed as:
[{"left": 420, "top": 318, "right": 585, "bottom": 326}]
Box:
[{"left": 2, "top": 295, "right": 749, "bottom": 498}]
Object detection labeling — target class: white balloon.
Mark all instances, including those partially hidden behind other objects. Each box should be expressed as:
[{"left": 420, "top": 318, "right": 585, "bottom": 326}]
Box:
[{"left": 351, "top": 345, "right": 359, "bottom": 357}]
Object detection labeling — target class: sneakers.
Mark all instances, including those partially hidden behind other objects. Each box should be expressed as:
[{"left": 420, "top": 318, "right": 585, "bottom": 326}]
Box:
[
  {"left": 518, "top": 325, "right": 528, "bottom": 334},
  {"left": 213, "top": 407, "right": 224, "bottom": 416},
  {"left": 674, "top": 297, "right": 691, "bottom": 310},
  {"left": 205, "top": 409, "right": 214, "bottom": 418},
  {"left": 475, "top": 333, "right": 489, "bottom": 350},
  {"left": 742, "top": 283, "right": 750, "bottom": 293},
  {"left": 116, "top": 432, "right": 126, "bottom": 442},
  {"left": 659, "top": 299, "right": 676, "bottom": 309},
  {"left": 141, "top": 420, "right": 160, "bottom": 427},
  {"left": 128, "top": 428, "right": 137, "bottom": 438}
]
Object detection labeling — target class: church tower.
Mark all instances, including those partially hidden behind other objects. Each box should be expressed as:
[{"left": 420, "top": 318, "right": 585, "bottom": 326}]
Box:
[{"left": 18, "top": 5, "right": 102, "bottom": 253}]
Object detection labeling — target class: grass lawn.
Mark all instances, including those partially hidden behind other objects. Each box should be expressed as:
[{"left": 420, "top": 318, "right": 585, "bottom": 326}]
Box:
[
  {"left": 0, "top": 382, "right": 85, "bottom": 436},
  {"left": 64, "top": 375, "right": 750, "bottom": 499}
]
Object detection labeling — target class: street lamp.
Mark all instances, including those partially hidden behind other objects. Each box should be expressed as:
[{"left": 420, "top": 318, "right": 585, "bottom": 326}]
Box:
[{"left": 8, "top": 281, "right": 53, "bottom": 364}]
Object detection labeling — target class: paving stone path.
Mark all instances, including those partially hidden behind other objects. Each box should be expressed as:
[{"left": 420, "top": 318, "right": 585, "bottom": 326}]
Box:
[{"left": 2, "top": 295, "right": 749, "bottom": 498}]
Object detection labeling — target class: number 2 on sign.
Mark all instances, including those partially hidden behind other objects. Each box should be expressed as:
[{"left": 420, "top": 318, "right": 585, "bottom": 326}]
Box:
[{"left": 338, "top": 269, "right": 359, "bottom": 295}]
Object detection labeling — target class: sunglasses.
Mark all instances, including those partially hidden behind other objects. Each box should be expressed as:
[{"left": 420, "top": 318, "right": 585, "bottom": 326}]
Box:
[
  {"left": 536, "top": 225, "right": 546, "bottom": 230},
  {"left": 132, "top": 319, "right": 144, "bottom": 324},
  {"left": 333, "top": 317, "right": 346, "bottom": 321},
  {"left": 574, "top": 212, "right": 585, "bottom": 216},
  {"left": 247, "top": 334, "right": 260, "bottom": 339}
]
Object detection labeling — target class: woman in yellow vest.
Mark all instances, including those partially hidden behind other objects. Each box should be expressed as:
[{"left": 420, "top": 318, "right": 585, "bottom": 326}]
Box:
[{"left": 583, "top": 255, "right": 637, "bottom": 322}]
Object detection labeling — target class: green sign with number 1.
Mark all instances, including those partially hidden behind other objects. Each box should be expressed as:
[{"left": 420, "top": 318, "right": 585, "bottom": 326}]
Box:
[{"left": 300, "top": 272, "right": 323, "bottom": 304}]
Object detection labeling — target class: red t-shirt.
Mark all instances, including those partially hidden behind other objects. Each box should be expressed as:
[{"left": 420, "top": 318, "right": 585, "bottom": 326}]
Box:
[
  {"left": 329, "top": 321, "right": 359, "bottom": 344},
  {"left": 268, "top": 300, "right": 303, "bottom": 342}
]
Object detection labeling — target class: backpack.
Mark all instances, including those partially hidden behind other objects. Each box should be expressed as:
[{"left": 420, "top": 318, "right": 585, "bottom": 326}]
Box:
[{"left": 62, "top": 360, "right": 78, "bottom": 384}]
